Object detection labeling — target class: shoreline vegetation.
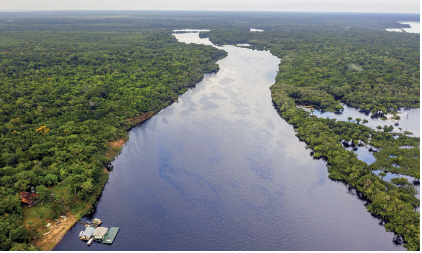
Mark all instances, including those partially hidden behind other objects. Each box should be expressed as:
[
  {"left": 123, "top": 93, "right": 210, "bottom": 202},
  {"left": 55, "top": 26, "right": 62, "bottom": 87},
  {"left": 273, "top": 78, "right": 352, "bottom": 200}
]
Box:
[
  {"left": 0, "top": 16, "right": 227, "bottom": 251},
  {"left": 42, "top": 112, "right": 157, "bottom": 250},
  {"left": 36, "top": 140, "right": 120, "bottom": 251},
  {"left": 36, "top": 136, "right": 128, "bottom": 250},
  {"left": 0, "top": 12, "right": 419, "bottom": 251},
  {"left": 21, "top": 65, "right": 225, "bottom": 251},
  {"left": 201, "top": 20, "right": 420, "bottom": 250}
]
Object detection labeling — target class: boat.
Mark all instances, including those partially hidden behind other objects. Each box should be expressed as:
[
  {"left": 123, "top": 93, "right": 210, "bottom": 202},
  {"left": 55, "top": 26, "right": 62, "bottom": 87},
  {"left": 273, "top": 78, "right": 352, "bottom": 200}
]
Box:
[
  {"left": 87, "top": 238, "right": 94, "bottom": 246},
  {"left": 102, "top": 227, "right": 120, "bottom": 244},
  {"left": 91, "top": 218, "right": 103, "bottom": 228}
]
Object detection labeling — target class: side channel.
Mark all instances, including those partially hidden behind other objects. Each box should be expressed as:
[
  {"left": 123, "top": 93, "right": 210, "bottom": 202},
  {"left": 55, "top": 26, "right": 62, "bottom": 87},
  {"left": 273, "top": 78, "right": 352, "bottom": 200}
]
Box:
[{"left": 54, "top": 31, "right": 404, "bottom": 251}]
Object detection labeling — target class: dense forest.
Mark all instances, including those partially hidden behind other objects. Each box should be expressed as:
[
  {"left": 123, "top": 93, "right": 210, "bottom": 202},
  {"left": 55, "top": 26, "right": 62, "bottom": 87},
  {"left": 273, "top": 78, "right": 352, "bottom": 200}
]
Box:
[
  {"left": 0, "top": 12, "right": 420, "bottom": 250},
  {"left": 199, "top": 16, "right": 420, "bottom": 250},
  {"left": 0, "top": 17, "right": 226, "bottom": 250},
  {"left": 201, "top": 24, "right": 420, "bottom": 113}
]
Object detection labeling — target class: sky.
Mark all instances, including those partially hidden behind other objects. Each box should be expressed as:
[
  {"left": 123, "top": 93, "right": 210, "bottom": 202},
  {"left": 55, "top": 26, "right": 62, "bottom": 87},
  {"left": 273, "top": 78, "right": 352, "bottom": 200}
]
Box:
[{"left": 1, "top": 0, "right": 420, "bottom": 13}]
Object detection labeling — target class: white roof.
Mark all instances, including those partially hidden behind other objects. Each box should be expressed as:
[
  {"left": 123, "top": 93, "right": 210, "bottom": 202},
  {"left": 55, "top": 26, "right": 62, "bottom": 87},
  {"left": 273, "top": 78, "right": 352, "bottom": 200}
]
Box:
[
  {"left": 92, "top": 227, "right": 108, "bottom": 237},
  {"left": 81, "top": 227, "right": 95, "bottom": 237}
]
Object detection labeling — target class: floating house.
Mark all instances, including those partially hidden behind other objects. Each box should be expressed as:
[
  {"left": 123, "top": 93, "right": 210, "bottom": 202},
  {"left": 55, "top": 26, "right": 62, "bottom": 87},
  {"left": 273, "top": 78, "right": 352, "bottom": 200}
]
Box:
[
  {"left": 92, "top": 227, "right": 108, "bottom": 241},
  {"left": 79, "top": 227, "right": 95, "bottom": 240},
  {"left": 102, "top": 227, "right": 120, "bottom": 244},
  {"left": 77, "top": 218, "right": 120, "bottom": 245}
]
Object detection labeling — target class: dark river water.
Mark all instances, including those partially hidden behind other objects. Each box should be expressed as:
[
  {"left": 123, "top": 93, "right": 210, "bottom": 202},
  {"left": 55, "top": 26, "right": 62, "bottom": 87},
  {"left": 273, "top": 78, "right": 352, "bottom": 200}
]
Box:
[{"left": 54, "top": 32, "right": 405, "bottom": 251}]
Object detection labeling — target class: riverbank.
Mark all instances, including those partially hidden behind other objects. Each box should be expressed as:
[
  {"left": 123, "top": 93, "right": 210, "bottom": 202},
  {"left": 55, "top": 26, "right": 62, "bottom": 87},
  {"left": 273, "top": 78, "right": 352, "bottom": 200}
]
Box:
[
  {"left": 32, "top": 66, "right": 225, "bottom": 250},
  {"left": 29, "top": 165, "right": 109, "bottom": 250},
  {"left": 204, "top": 22, "right": 419, "bottom": 250},
  {"left": 30, "top": 113, "right": 154, "bottom": 250},
  {"left": 27, "top": 131, "right": 130, "bottom": 250},
  {"left": 270, "top": 89, "right": 420, "bottom": 250},
  {"left": 0, "top": 20, "right": 230, "bottom": 250},
  {"left": 55, "top": 30, "right": 407, "bottom": 251},
  {"left": 35, "top": 211, "right": 83, "bottom": 250}
]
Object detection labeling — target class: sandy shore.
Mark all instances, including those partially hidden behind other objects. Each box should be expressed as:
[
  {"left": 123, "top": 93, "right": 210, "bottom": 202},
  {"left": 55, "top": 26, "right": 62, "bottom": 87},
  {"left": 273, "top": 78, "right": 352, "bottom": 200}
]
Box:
[{"left": 35, "top": 213, "right": 80, "bottom": 251}]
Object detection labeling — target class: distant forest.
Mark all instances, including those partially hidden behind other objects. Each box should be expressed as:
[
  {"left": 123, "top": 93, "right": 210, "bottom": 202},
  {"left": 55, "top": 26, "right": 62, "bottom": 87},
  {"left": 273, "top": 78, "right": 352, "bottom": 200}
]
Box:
[
  {"left": 199, "top": 12, "right": 420, "bottom": 250},
  {"left": 0, "top": 11, "right": 419, "bottom": 250}
]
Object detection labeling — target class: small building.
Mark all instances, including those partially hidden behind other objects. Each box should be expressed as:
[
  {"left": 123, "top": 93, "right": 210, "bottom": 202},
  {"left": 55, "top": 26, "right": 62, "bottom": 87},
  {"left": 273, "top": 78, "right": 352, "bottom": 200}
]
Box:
[
  {"left": 79, "top": 227, "right": 96, "bottom": 240},
  {"left": 91, "top": 218, "right": 102, "bottom": 228},
  {"left": 92, "top": 227, "right": 108, "bottom": 241},
  {"left": 19, "top": 192, "right": 39, "bottom": 208}
]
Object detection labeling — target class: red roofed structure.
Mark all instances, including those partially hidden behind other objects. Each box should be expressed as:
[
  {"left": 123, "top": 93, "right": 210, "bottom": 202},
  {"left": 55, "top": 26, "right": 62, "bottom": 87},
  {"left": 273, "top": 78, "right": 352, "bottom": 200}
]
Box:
[{"left": 19, "top": 192, "right": 39, "bottom": 208}]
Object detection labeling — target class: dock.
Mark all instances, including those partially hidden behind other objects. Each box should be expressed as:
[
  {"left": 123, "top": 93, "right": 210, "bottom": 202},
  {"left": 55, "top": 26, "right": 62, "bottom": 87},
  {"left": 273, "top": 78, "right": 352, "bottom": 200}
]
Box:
[
  {"left": 79, "top": 227, "right": 95, "bottom": 240},
  {"left": 92, "top": 227, "right": 108, "bottom": 241},
  {"left": 77, "top": 218, "right": 119, "bottom": 245},
  {"left": 102, "top": 227, "right": 120, "bottom": 244}
]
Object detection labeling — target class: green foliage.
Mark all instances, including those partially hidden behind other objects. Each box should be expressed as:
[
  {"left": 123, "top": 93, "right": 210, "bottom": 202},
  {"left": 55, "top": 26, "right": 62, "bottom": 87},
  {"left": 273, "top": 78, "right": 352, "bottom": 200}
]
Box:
[
  {"left": 204, "top": 21, "right": 420, "bottom": 113},
  {"left": 0, "top": 11, "right": 419, "bottom": 251},
  {"left": 0, "top": 17, "right": 226, "bottom": 250},
  {"left": 274, "top": 101, "right": 420, "bottom": 250},
  {"left": 8, "top": 225, "right": 28, "bottom": 242},
  {"left": 201, "top": 14, "right": 420, "bottom": 250},
  {"left": 372, "top": 144, "right": 420, "bottom": 178},
  {"left": 34, "top": 185, "right": 51, "bottom": 202},
  {"left": 9, "top": 243, "right": 39, "bottom": 251}
]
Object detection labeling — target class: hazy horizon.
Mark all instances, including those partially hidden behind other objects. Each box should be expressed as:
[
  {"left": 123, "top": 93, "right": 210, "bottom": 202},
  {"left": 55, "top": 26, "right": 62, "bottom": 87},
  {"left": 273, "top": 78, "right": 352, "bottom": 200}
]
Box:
[{"left": 1, "top": 0, "right": 420, "bottom": 14}]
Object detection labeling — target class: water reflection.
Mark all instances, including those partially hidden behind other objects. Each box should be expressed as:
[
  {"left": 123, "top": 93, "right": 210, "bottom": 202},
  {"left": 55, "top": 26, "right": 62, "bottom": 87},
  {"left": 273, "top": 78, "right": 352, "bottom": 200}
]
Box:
[
  {"left": 306, "top": 102, "right": 419, "bottom": 198},
  {"left": 341, "top": 143, "right": 420, "bottom": 200},
  {"left": 301, "top": 104, "right": 420, "bottom": 137},
  {"left": 399, "top": 22, "right": 420, "bottom": 33},
  {"left": 54, "top": 31, "right": 405, "bottom": 251},
  {"left": 385, "top": 28, "right": 403, "bottom": 32},
  {"left": 237, "top": 43, "right": 251, "bottom": 47},
  {"left": 344, "top": 144, "right": 376, "bottom": 165},
  {"left": 386, "top": 21, "right": 420, "bottom": 34}
]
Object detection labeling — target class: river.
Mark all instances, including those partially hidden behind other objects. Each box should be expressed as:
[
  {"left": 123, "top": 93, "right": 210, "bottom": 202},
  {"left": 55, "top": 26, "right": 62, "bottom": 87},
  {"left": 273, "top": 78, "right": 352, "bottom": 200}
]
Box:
[
  {"left": 386, "top": 21, "right": 420, "bottom": 33},
  {"left": 54, "top": 31, "right": 405, "bottom": 251}
]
